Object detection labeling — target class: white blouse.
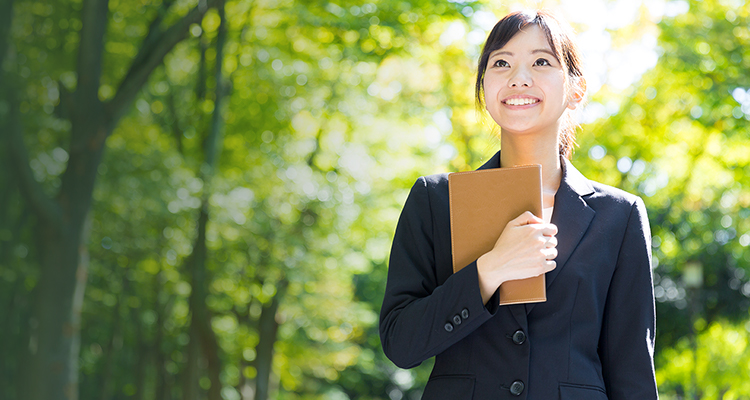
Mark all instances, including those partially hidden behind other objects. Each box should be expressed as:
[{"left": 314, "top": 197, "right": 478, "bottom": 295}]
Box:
[{"left": 543, "top": 206, "right": 554, "bottom": 224}]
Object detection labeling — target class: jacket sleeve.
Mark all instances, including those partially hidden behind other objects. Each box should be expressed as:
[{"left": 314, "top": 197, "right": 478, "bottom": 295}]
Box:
[
  {"left": 600, "top": 197, "right": 658, "bottom": 399},
  {"left": 379, "top": 176, "right": 500, "bottom": 369}
]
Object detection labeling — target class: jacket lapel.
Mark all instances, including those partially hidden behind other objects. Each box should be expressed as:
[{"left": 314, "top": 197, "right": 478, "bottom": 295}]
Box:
[
  {"left": 476, "top": 150, "right": 501, "bottom": 170},
  {"left": 526, "top": 158, "right": 595, "bottom": 314}
]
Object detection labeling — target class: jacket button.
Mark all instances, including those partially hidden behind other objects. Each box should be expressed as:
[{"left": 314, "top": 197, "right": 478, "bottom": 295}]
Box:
[
  {"left": 452, "top": 314, "right": 462, "bottom": 325},
  {"left": 510, "top": 380, "right": 525, "bottom": 396},
  {"left": 461, "top": 308, "right": 469, "bottom": 319},
  {"left": 512, "top": 330, "right": 526, "bottom": 345},
  {"left": 444, "top": 322, "right": 454, "bottom": 332}
]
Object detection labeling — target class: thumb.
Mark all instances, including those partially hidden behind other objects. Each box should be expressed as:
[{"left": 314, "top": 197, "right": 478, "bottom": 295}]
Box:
[{"left": 510, "top": 211, "right": 543, "bottom": 227}]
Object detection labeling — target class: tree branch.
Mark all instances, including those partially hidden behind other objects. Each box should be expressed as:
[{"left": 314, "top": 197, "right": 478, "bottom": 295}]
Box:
[
  {"left": 74, "top": 0, "right": 109, "bottom": 105},
  {"left": 196, "top": 37, "right": 208, "bottom": 101},
  {"left": 128, "top": 0, "right": 176, "bottom": 80},
  {"left": 108, "top": 0, "right": 219, "bottom": 124},
  {"left": 0, "top": 0, "right": 15, "bottom": 73},
  {"left": 162, "top": 79, "right": 184, "bottom": 154},
  {"left": 203, "top": 0, "right": 227, "bottom": 170}
]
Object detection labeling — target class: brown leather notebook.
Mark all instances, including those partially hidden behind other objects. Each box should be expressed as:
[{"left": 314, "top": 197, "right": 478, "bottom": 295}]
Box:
[{"left": 449, "top": 164, "right": 547, "bottom": 305}]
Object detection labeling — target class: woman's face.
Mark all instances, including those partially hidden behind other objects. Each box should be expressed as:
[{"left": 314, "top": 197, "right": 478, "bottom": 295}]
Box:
[{"left": 483, "top": 24, "right": 578, "bottom": 139}]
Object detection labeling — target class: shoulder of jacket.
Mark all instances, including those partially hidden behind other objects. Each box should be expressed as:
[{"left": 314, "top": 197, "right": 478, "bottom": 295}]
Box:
[
  {"left": 415, "top": 172, "right": 451, "bottom": 189},
  {"left": 588, "top": 180, "right": 642, "bottom": 208}
]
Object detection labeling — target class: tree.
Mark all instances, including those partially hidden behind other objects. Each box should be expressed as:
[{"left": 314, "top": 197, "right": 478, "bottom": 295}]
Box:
[{"left": 1, "top": 0, "right": 219, "bottom": 398}]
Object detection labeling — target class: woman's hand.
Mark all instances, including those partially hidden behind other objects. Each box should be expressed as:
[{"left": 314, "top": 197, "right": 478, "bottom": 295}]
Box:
[{"left": 476, "top": 211, "right": 558, "bottom": 304}]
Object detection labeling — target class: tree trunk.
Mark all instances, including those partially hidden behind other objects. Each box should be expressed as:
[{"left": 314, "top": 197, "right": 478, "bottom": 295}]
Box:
[
  {"left": 4, "top": 0, "right": 218, "bottom": 397},
  {"left": 253, "top": 280, "right": 287, "bottom": 400},
  {"left": 0, "top": 0, "right": 15, "bottom": 81},
  {"left": 97, "top": 280, "right": 123, "bottom": 400},
  {"left": 154, "top": 274, "right": 171, "bottom": 400},
  {"left": 0, "top": 270, "right": 25, "bottom": 400},
  {"left": 233, "top": 306, "right": 252, "bottom": 400},
  {"left": 182, "top": 319, "right": 201, "bottom": 400},
  {"left": 22, "top": 212, "right": 91, "bottom": 400},
  {"left": 184, "top": 206, "right": 227, "bottom": 400},
  {"left": 0, "top": 140, "right": 32, "bottom": 400},
  {"left": 0, "top": 153, "right": 20, "bottom": 399},
  {"left": 183, "top": 2, "right": 227, "bottom": 399},
  {"left": 182, "top": 206, "right": 213, "bottom": 400},
  {"left": 131, "top": 299, "right": 148, "bottom": 400},
  {"left": 199, "top": 298, "right": 223, "bottom": 400}
]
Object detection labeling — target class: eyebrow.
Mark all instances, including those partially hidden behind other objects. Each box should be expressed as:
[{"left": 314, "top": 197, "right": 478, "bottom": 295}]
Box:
[{"left": 490, "top": 49, "right": 557, "bottom": 58}]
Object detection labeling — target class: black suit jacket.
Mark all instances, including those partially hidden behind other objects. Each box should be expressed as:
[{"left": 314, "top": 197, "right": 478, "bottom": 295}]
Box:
[{"left": 379, "top": 151, "right": 658, "bottom": 399}]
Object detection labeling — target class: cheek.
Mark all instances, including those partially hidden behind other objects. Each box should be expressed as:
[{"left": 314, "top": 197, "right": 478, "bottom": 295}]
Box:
[
  {"left": 483, "top": 77, "right": 502, "bottom": 101},
  {"left": 543, "top": 76, "right": 567, "bottom": 102},
  {"left": 482, "top": 83, "right": 492, "bottom": 106}
]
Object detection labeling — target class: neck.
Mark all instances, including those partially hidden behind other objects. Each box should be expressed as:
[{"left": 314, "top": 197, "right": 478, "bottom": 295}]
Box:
[{"left": 499, "top": 130, "right": 562, "bottom": 206}]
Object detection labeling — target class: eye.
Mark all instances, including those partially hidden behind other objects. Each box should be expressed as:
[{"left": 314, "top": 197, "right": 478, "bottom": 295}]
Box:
[
  {"left": 534, "top": 58, "right": 551, "bottom": 67},
  {"left": 493, "top": 59, "right": 509, "bottom": 68}
]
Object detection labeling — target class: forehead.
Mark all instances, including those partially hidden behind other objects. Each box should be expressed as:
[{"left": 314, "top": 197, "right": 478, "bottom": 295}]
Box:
[{"left": 491, "top": 25, "right": 552, "bottom": 56}]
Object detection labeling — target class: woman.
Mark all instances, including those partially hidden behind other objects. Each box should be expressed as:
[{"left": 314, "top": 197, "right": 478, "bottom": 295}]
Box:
[{"left": 379, "top": 10, "right": 658, "bottom": 399}]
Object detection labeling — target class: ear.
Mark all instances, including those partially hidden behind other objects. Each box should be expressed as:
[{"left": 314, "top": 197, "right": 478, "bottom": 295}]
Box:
[{"left": 567, "top": 77, "right": 586, "bottom": 110}]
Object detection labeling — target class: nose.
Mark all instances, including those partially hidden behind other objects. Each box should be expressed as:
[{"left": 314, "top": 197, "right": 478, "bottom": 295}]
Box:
[{"left": 508, "top": 67, "right": 532, "bottom": 88}]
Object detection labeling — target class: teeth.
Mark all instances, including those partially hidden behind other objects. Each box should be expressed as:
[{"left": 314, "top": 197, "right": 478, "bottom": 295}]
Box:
[{"left": 505, "top": 98, "right": 538, "bottom": 106}]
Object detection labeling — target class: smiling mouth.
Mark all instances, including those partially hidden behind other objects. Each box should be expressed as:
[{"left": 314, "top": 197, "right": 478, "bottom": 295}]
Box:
[{"left": 503, "top": 98, "right": 540, "bottom": 106}]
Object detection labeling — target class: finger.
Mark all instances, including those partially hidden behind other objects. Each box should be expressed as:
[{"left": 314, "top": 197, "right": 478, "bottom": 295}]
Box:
[
  {"left": 541, "top": 223, "right": 558, "bottom": 236},
  {"left": 543, "top": 260, "right": 556, "bottom": 272},
  {"left": 511, "top": 211, "right": 543, "bottom": 227},
  {"left": 545, "top": 236, "right": 558, "bottom": 248},
  {"left": 542, "top": 247, "right": 558, "bottom": 260}
]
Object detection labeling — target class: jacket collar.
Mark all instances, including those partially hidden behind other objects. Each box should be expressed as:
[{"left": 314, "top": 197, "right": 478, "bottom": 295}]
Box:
[{"left": 477, "top": 150, "right": 594, "bottom": 199}]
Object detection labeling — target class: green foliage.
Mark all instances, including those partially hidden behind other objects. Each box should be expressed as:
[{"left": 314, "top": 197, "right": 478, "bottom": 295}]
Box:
[
  {"left": 69, "top": 0, "right": 479, "bottom": 397},
  {"left": 4, "top": 0, "right": 750, "bottom": 398},
  {"left": 576, "top": 0, "right": 750, "bottom": 357},
  {"left": 657, "top": 321, "right": 750, "bottom": 399}
]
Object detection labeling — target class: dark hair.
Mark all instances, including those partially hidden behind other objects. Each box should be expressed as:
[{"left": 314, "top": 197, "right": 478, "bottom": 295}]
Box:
[{"left": 475, "top": 10, "right": 585, "bottom": 159}]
